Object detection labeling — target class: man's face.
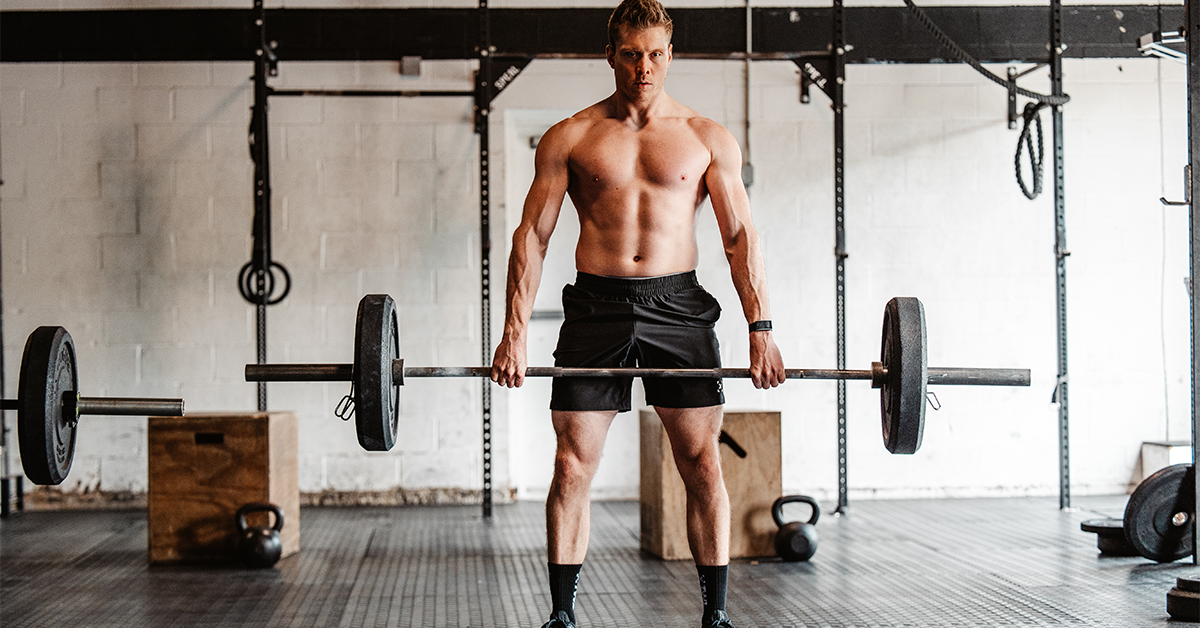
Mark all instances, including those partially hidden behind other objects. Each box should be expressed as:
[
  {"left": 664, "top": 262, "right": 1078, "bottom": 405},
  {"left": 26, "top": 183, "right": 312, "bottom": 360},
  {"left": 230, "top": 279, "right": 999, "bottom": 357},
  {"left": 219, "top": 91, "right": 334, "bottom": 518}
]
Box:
[{"left": 606, "top": 25, "right": 673, "bottom": 103}]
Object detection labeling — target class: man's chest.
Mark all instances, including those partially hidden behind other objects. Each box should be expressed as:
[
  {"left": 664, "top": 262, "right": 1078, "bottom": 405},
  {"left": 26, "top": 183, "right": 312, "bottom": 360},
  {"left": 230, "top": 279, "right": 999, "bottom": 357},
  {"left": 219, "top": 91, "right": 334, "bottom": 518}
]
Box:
[{"left": 569, "top": 124, "right": 711, "bottom": 191}]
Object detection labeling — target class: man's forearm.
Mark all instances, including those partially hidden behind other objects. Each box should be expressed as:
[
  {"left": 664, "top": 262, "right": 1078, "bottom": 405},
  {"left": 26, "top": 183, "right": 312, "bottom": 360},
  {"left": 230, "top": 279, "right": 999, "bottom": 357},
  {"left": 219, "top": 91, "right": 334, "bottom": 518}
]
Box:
[
  {"left": 501, "top": 227, "right": 548, "bottom": 342},
  {"left": 725, "top": 228, "right": 772, "bottom": 323}
]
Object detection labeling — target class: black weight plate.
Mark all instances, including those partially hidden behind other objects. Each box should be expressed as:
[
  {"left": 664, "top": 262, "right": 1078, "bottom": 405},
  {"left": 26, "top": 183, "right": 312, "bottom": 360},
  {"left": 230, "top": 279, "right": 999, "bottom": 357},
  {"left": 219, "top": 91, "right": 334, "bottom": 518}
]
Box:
[
  {"left": 1080, "top": 518, "right": 1124, "bottom": 534},
  {"left": 354, "top": 294, "right": 399, "bottom": 451},
  {"left": 880, "top": 297, "right": 927, "bottom": 454},
  {"left": 1167, "top": 586, "right": 1200, "bottom": 622},
  {"left": 1124, "top": 463, "right": 1195, "bottom": 563},
  {"left": 17, "top": 326, "right": 79, "bottom": 485},
  {"left": 1080, "top": 517, "right": 1138, "bottom": 555},
  {"left": 1096, "top": 534, "right": 1139, "bottom": 557},
  {"left": 1178, "top": 577, "right": 1200, "bottom": 594}
]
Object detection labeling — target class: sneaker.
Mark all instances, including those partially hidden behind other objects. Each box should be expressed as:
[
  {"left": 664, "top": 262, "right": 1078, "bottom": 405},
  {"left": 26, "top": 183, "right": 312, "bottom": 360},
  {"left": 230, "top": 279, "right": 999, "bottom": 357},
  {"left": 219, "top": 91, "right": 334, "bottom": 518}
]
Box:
[
  {"left": 540, "top": 610, "right": 576, "bottom": 628},
  {"left": 704, "top": 609, "right": 736, "bottom": 628}
]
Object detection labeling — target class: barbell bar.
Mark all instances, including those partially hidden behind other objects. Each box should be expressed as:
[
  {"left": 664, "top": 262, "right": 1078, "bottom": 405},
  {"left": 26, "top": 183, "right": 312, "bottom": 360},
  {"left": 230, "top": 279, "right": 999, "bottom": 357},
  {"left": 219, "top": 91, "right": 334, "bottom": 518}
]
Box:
[
  {"left": 245, "top": 364, "right": 1028, "bottom": 387},
  {"left": 244, "top": 294, "right": 1031, "bottom": 455},
  {"left": 12, "top": 326, "right": 185, "bottom": 486}
]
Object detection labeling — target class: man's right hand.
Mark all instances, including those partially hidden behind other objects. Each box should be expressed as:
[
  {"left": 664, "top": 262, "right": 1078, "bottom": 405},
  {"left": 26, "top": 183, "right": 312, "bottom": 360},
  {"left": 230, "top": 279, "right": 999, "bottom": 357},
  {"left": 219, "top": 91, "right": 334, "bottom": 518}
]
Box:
[{"left": 490, "top": 337, "right": 528, "bottom": 388}]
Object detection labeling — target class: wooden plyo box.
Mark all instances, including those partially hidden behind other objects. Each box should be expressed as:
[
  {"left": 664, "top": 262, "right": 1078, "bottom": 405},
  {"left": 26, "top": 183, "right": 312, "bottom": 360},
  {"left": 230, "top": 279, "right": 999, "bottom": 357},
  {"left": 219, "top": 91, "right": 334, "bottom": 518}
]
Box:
[
  {"left": 640, "top": 409, "right": 781, "bottom": 560},
  {"left": 148, "top": 412, "right": 299, "bottom": 564}
]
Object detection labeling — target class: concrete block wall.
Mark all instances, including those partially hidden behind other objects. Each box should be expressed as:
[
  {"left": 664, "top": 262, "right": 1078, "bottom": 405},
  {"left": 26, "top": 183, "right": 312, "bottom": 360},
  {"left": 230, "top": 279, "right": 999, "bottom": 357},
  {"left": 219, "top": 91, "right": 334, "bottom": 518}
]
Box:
[
  {"left": 0, "top": 2, "right": 1191, "bottom": 504},
  {"left": 0, "top": 57, "right": 492, "bottom": 499}
]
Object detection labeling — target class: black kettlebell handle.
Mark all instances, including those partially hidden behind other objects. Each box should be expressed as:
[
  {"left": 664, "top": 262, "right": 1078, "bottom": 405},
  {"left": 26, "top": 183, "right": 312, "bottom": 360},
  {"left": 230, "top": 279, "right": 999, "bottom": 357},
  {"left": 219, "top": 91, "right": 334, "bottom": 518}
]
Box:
[
  {"left": 772, "top": 495, "right": 820, "bottom": 528},
  {"left": 236, "top": 502, "right": 285, "bottom": 533}
]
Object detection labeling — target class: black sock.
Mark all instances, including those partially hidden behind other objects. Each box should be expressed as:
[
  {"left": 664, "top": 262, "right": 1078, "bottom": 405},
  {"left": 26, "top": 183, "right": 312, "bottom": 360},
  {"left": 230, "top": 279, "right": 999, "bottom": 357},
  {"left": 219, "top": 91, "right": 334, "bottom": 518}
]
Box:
[
  {"left": 696, "top": 564, "right": 728, "bottom": 622},
  {"left": 548, "top": 562, "right": 582, "bottom": 623}
]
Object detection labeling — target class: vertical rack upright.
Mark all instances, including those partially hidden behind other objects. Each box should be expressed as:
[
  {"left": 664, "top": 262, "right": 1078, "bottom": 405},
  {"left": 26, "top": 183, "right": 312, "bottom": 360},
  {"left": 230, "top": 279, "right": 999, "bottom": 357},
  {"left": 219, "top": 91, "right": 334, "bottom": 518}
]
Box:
[
  {"left": 1050, "top": 0, "right": 1071, "bottom": 510},
  {"left": 1188, "top": 0, "right": 1199, "bottom": 562},
  {"left": 832, "top": 0, "right": 850, "bottom": 514},
  {"left": 477, "top": 0, "right": 495, "bottom": 519}
]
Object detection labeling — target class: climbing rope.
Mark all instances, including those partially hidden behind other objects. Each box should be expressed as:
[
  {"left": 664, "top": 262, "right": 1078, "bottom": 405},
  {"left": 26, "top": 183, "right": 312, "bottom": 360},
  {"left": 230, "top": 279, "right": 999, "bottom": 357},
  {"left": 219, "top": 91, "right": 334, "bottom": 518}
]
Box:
[
  {"left": 902, "top": 0, "right": 1070, "bottom": 106},
  {"left": 1014, "top": 102, "right": 1047, "bottom": 199}
]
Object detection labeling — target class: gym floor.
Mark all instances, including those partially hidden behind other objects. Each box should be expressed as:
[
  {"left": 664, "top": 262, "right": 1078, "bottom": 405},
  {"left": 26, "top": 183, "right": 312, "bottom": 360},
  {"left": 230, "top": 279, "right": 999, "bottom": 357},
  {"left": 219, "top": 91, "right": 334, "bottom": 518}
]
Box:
[{"left": 1, "top": 495, "right": 1194, "bottom": 627}]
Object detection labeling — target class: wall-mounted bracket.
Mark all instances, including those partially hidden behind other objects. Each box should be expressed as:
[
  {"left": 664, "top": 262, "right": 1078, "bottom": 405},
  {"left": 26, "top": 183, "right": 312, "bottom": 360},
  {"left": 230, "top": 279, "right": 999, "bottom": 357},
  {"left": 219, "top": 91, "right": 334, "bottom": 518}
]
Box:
[
  {"left": 1162, "top": 165, "right": 1192, "bottom": 206},
  {"left": 1138, "top": 29, "right": 1186, "bottom": 63},
  {"left": 1007, "top": 63, "right": 1048, "bottom": 129},
  {"left": 485, "top": 55, "right": 532, "bottom": 97},
  {"left": 474, "top": 55, "right": 531, "bottom": 132},
  {"left": 796, "top": 56, "right": 833, "bottom": 103}
]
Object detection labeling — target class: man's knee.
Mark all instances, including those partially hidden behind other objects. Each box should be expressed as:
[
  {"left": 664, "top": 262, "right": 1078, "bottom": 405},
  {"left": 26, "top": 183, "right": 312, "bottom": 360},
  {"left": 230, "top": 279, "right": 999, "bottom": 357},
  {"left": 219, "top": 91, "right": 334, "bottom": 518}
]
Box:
[
  {"left": 676, "top": 449, "right": 723, "bottom": 494},
  {"left": 553, "top": 448, "right": 600, "bottom": 489}
]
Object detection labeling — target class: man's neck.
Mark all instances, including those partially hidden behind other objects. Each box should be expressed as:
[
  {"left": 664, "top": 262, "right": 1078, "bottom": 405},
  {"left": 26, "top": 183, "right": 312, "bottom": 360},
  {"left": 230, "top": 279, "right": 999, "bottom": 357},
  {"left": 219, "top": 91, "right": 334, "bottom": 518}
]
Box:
[{"left": 607, "top": 91, "right": 673, "bottom": 128}]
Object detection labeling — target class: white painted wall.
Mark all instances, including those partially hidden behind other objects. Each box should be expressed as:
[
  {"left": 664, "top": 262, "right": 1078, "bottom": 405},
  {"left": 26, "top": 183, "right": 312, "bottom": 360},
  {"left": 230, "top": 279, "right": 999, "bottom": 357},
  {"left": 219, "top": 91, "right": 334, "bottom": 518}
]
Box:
[{"left": 0, "top": 3, "right": 1190, "bottom": 503}]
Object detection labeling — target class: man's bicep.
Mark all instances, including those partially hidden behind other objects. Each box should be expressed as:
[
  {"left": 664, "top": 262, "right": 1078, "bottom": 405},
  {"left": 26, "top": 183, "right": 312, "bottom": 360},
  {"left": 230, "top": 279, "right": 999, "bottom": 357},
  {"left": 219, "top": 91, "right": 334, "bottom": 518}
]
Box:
[
  {"left": 520, "top": 134, "right": 572, "bottom": 240},
  {"left": 705, "top": 134, "right": 752, "bottom": 237}
]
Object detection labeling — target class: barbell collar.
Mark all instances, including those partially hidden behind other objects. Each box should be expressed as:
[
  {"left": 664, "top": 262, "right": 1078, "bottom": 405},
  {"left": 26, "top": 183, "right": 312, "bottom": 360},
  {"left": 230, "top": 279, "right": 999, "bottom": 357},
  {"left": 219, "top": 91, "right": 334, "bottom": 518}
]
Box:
[
  {"left": 2, "top": 396, "right": 185, "bottom": 416},
  {"left": 927, "top": 367, "right": 1030, "bottom": 387},
  {"left": 74, "top": 396, "right": 185, "bottom": 417},
  {"left": 245, "top": 363, "right": 354, "bottom": 381}
]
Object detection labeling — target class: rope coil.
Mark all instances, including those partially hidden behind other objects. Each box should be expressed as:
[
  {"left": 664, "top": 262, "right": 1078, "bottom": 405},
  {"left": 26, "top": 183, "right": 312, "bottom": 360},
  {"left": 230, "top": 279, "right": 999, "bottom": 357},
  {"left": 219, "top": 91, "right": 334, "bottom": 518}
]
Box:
[{"left": 1015, "top": 102, "right": 1047, "bottom": 199}]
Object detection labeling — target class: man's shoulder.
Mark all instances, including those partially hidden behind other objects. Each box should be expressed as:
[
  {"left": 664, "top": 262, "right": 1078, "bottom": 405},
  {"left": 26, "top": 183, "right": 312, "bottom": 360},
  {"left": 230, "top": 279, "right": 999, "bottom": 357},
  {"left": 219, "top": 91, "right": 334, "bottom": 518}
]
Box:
[
  {"left": 572, "top": 100, "right": 612, "bottom": 120},
  {"left": 539, "top": 115, "right": 601, "bottom": 153},
  {"left": 682, "top": 114, "right": 736, "bottom": 149},
  {"left": 547, "top": 107, "right": 611, "bottom": 136}
]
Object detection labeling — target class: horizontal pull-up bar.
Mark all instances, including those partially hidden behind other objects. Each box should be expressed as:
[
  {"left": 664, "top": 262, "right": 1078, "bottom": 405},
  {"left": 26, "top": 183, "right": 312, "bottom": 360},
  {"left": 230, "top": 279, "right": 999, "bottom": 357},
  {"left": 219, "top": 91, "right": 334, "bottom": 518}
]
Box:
[{"left": 269, "top": 88, "right": 474, "bottom": 98}]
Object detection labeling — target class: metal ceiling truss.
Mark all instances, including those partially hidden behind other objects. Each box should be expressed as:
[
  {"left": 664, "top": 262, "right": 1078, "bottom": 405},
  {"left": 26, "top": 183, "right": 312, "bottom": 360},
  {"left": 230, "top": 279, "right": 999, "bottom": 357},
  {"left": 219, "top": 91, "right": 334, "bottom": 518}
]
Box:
[{"left": 0, "top": 6, "right": 1184, "bottom": 63}]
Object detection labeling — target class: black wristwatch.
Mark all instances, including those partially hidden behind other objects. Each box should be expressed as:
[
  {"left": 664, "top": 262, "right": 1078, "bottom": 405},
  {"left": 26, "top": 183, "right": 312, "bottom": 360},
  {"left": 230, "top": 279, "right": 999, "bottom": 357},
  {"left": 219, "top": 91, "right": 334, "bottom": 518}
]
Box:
[{"left": 748, "top": 320, "right": 772, "bottom": 333}]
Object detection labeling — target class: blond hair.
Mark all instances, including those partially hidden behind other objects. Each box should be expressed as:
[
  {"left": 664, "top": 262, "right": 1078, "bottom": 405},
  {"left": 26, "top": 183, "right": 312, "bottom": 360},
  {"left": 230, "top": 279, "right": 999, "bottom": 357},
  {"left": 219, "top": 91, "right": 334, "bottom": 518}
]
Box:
[{"left": 607, "top": 0, "right": 673, "bottom": 48}]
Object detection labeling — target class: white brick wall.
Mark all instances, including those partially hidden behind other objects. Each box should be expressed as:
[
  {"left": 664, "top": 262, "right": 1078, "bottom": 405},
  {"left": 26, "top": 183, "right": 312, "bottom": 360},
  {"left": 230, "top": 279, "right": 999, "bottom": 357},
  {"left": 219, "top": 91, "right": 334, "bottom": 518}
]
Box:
[{"left": 0, "top": 30, "right": 1190, "bottom": 503}]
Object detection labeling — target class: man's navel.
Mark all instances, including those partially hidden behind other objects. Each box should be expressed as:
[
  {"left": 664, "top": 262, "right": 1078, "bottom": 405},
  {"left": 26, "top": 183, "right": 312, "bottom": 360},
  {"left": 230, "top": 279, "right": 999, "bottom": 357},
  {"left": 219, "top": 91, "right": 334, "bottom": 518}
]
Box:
[{"left": 633, "top": 256, "right": 642, "bottom": 262}]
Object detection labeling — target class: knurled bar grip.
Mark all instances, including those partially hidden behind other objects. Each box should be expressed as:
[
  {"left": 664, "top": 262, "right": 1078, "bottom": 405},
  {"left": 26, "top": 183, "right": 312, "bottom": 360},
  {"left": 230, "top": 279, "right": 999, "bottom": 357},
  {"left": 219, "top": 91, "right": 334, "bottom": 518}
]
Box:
[
  {"left": 402, "top": 366, "right": 875, "bottom": 381},
  {"left": 243, "top": 362, "right": 1030, "bottom": 387}
]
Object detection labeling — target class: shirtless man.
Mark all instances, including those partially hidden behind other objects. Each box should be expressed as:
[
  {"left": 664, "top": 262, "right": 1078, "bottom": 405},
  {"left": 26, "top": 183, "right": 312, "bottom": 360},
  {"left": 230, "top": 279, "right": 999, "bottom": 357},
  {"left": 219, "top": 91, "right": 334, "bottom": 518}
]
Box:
[{"left": 490, "top": 1, "right": 786, "bottom": 626}]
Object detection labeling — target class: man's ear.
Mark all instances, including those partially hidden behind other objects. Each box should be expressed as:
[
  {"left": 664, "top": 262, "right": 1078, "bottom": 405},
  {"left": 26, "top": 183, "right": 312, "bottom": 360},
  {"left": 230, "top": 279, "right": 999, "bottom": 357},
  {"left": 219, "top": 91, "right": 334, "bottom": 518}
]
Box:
[
  {"left": 667, "top": 43, "right": 673, "bottom": 64},
  {"left": 606, "top": 44, "right": 615, "bottom": 68}
]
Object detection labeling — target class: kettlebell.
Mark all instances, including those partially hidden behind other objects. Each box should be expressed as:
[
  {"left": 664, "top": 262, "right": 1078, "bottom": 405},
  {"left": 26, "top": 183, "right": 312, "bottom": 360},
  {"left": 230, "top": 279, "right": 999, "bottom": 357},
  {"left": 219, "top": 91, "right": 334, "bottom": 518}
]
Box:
[
  {"left": 236, "top": 502, "right": 285, "bottom": 568},
  {"left": 772, "top": 495, "right": 820, "bottom": 562}
]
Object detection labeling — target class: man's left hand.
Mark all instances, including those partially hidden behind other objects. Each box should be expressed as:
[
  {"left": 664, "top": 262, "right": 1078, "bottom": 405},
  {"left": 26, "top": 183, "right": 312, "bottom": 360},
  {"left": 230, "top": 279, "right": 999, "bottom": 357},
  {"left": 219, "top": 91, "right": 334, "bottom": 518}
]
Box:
[{"left": 749, "top": 332, "right": 786, "bottom": 389}]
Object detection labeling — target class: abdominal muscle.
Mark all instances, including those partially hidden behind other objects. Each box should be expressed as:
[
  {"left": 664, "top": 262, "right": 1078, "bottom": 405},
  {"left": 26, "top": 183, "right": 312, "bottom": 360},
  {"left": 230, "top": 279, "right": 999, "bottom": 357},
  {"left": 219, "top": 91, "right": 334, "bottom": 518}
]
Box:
[{"left": 570, "top": 188, "right": 704, "bottom": 278}]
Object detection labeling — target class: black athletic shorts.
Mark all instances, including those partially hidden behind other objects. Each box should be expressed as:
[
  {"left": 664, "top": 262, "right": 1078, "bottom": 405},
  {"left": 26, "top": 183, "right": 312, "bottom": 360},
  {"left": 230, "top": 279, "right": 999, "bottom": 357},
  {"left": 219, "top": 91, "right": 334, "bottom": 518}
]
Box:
[{"left": 549, "top": 270, "right": 724, "bottom": 412}]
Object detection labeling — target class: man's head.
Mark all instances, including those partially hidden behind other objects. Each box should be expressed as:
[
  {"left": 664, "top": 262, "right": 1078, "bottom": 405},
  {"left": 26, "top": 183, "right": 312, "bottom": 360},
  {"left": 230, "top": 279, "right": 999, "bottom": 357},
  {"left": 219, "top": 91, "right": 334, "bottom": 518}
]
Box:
[
  {"left": 606, "top": 0, "right": 674, "bottom": 104},
  {"left": 607, "top": 0, "right": 673, "bottom": 49}
]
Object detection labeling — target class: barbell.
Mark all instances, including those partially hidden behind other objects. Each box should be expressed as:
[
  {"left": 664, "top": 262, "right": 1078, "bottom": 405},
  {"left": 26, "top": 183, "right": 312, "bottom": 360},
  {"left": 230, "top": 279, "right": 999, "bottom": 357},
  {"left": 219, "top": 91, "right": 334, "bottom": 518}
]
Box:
[
  {"left": 245, "top": 294, "right": 1030, "bottom": 455},
  {"left": 12, "top": 326, "right": 185, "bottom": 485}
]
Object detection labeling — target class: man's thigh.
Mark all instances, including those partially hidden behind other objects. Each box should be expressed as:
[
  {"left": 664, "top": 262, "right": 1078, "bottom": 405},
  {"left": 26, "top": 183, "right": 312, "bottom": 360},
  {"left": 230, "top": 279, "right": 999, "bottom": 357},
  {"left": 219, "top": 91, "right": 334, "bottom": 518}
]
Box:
[
  {"left": 655, "top": 405, "right": 724, "bottom": 463},
  {"left": 551, "top": 410, "right": 619, "bottom": 467}
]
